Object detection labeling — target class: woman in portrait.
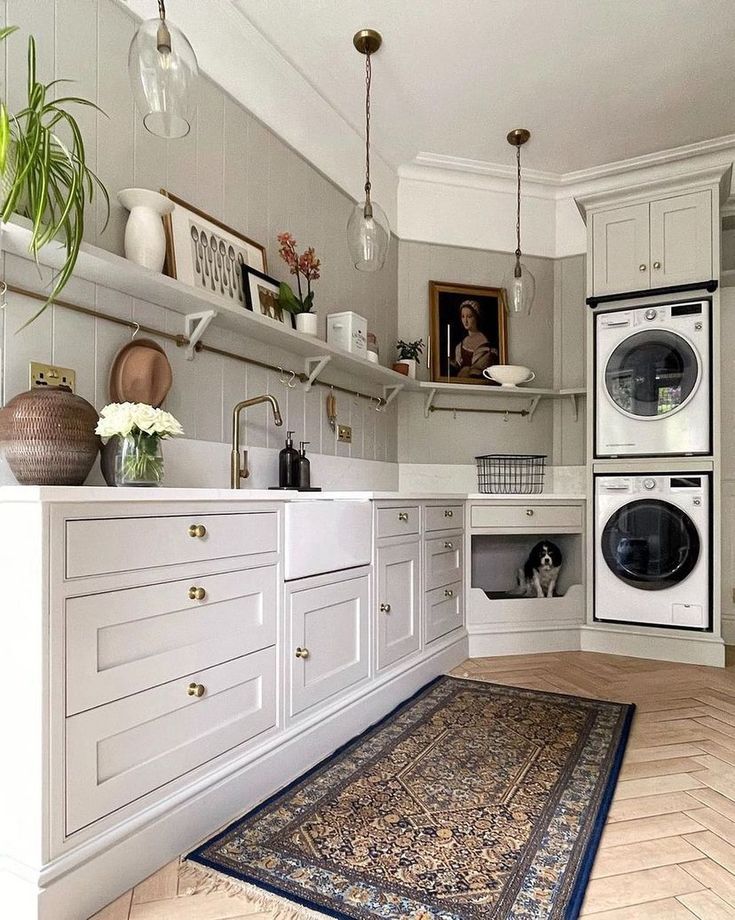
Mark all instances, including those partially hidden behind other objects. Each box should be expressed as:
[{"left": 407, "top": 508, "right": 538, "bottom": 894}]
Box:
[{"left": 450, "top": 299, "right": 499, "bottom": 379}]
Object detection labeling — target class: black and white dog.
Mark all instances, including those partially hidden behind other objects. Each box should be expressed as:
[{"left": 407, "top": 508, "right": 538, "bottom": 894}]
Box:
[{"left": 517, "top": 541, "right": 563, "bottom": 598}]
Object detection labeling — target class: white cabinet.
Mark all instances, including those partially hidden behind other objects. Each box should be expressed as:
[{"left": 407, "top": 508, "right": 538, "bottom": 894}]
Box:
[
  {"left": 589, "top": 189, "right": 713, "bottom": 296},
  {"left": 376, "top": 542, "right": 420, "bottom": 670},
  {"left": 287, "top": 569, "right": 370, "bottom": 717}
]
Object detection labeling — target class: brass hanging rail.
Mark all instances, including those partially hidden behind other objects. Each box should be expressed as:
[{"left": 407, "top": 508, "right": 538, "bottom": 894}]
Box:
[
  {"left": 5, "top": 283, "right": 387, "bottom": 408},
  {"left": 429, "top": 405, "right": 529, "bottom": 417}
]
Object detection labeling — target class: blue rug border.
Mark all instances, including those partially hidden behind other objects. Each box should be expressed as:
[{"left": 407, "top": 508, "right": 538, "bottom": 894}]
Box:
[{"left": 188, "top": 674, "right": 635, "bottom": 920}]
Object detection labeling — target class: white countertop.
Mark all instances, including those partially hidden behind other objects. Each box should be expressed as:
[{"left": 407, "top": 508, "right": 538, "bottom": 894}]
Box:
[{"left": 0, "top": 486, "right": 586, "bottom": 503}]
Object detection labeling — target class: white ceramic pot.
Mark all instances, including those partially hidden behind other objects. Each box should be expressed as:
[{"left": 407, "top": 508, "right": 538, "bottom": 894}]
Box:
[
  {"left": 396, "top": 358, "right": 417, "bottom": 379},
  {"left": 117, "top": 188, "right": 174, "bottom": 272},
  {"left": 295, "top": 312, "right": 318, "bottom": 336}
]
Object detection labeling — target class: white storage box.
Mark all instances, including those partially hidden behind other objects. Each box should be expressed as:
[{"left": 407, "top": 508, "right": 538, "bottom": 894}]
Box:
[{"left": 327, "top": 312, "right": 367, "bottom": 357}]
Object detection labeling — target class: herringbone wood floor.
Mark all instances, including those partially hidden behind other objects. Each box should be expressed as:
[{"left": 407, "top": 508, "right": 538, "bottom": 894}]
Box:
[{"left": 91, "top": 650, "right": 735, "bottom": 920}]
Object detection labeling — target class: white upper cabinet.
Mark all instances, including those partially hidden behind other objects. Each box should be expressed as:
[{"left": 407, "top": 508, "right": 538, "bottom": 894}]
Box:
[
  {"left": 579, "top": 167, "right": 728, "bottom": 298},
  {"left": 649, "top": 191, "right": 712, "bottom": 287},
  {"left": 592, "top": 203, "right": 650, "bottom": 296}
]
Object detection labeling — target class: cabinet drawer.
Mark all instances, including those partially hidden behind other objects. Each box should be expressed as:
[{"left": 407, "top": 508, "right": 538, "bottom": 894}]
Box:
[
  {"left": 65, "top": 511, "right": 278, "bottom": 579},
  {"left": 288, "top": 573, "right": 369, "bottom": 717},
  {"left": 426, "top": 582, "right": 463, "bottom": 643},
  {"left": 425, "top": 504, "right": 463, "bottom": 532},
  {"left": 376, "top": 505, "right": 420, "bottom": 539},
  {"left": 66, "top": 565, "right": 277, "bottom": 715},
  {"left": 66, "top": 646, "right": 276, "bottom": 835},
  {"left": 470, "top": 504, "right": 582, "bottom": 531},
  {"left": 425, "top": 535, "right": 462, "bottom": 591}
]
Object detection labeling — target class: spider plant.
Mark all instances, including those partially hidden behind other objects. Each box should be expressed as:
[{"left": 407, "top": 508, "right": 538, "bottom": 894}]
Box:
[{"left": 0, "top": 26, "right": 109, "bottom": 322}]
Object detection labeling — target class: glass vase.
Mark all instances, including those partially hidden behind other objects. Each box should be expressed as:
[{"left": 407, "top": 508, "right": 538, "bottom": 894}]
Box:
[{"left": 115, "top": 431, "right": 164, "bottom": 487}]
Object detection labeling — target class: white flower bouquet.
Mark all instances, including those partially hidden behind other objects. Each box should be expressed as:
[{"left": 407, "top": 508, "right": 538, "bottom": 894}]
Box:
[{"left": 96, "top": 403, "right": 184, "bottom": 486}]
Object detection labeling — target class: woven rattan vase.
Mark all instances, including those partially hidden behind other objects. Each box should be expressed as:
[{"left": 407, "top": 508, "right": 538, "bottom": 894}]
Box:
[{"left": 0, "top": 386, "right": 100, "bottom": 485}]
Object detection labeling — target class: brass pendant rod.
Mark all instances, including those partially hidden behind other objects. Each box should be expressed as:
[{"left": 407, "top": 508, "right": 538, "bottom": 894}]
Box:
[{"left": 5, "top": 283, "right": 387, "bottom": 408}]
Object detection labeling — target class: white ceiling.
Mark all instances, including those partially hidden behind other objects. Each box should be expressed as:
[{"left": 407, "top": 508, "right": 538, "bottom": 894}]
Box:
[{"left": 233, "top": 0, "right": 735, "bottom": 177}]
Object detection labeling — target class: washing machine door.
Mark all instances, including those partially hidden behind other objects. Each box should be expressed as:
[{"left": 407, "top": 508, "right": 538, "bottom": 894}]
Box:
[
  {"left": 601, "top": 499, "right": 700, "bottom": 591},
  {"left": 604, "top": 330, "right": 700, "bottom": 418}
]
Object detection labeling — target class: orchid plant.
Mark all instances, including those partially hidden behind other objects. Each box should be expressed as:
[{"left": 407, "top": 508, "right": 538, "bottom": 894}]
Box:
[{"left": 276, "top": 232, "right": 321, "bottom": 315}]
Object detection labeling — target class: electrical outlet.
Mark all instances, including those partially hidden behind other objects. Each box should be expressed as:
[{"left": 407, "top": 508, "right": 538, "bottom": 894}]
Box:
[
  {"left": 30, "top": 362, "right": 76, "bottom": 392},
  {"left": 338, "top": 424, "right": 352, "bottom": 444}
]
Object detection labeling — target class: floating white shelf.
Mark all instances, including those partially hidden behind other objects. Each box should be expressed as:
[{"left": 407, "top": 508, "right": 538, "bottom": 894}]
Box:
[
  {"left": 417, "top": 381, "right": 586, "bottom": 420},
  {"left": 0, "top": 219, "right": 412, "bottom": 403}
]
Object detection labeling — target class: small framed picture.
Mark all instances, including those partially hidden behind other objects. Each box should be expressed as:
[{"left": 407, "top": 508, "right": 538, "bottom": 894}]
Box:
[
  {"left": 242, "top": 265, "right": 294, "bottom": 328},
  {"left": 161, "top": 190, "right": 267, "bottom": 309},
  {"left": 429, "top": 281, "right": 508, "bottom": 384}
]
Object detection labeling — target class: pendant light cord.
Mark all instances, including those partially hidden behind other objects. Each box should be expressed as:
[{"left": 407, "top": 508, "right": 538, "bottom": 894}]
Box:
[
  {"left": 514, "top": 143, "right": 522, "bottom": 275},
  {"left": 158, "top": 0, "right": 166, "bottom": 19},
  {"left": 364, "top": 51, "right": 373, "bottom": 215}
]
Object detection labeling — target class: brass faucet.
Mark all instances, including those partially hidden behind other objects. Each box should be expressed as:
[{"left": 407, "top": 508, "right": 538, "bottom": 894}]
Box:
[{"left": 231, "top": 394, "right": 283, "bottom": 488}]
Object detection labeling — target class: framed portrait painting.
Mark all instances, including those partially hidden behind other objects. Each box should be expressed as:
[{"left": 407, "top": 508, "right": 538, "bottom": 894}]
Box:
[
  {"left": 429, "top": 281, "right": 508, "bottom": 384},
  {"left": 161, "top": 190, "right": 267, "bottom": 309},
  {"left": 242, "top": 265, "right": 294, "bottom": 328}
]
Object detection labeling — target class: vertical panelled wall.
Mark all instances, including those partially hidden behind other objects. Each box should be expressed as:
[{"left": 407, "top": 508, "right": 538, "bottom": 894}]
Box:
[
  {"left": 0, "top": 0, "right": 399, "bottom": 465},
  {"left": 396, "top": 241, "right": 586, "bottom": 466}
]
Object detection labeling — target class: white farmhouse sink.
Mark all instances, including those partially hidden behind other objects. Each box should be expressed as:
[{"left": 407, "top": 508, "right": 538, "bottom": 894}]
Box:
[{"left": 284, "top": 501, "right": 372, "bottom": 580}]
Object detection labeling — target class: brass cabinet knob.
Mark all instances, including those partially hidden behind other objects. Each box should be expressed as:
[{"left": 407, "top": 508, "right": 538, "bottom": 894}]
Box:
[
  {"left": 188, "top": 586, "right": 206, "bottom": 601},
  {"left": 187, "top": 682, "right": 205, "bottom": 698},
  {"left": 398, "top": 512, "right": 409, "bottom": 522},
  {"left": 639, "top": 263, "right": 647, "bottom": 271},
  {"left": 295, "top": 647, "right": 310, "bottom": 659},
  {"left": 188, "top": 523, "right": 207, "bottom": 538},
  {"left": 444, "top": 541, "right": 454, "bottom": 549},
  {"left": 444, "top": 509, "right": 454, "bottom": 518},
  {"left": 526, "top": 509, "right": 534, "bottom": 516},
  {"left": 653, "top": 260, "right": 661, "bottom": 269},
  {"left": 380, "top": 603, "right": 391, "bottom": 613},
  {"left": 444, "top": 588, "right": 454, "bottom": 598}
]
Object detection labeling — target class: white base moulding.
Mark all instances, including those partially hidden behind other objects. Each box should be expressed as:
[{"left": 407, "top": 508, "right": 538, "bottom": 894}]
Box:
[
  {"left": 580, "top": 624, "right": 725, "bottom": 667},
  {"left": 468, "top": 624, "right": 582, "bottom": 656},
  {"left": 6, "top": 632, "right": 468, "bottom": 920}
]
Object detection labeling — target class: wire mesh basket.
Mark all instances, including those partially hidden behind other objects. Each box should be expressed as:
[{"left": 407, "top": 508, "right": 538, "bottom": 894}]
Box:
[{"left": 475, "top": 454, "right": 547, "bottom": 494}]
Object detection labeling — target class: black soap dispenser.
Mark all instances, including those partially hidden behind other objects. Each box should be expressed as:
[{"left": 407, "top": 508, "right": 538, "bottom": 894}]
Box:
[
  {"left": 279, "top": 430, "right": 299, "bottom": 488},
  {"left": 297, "top": 441, "right": 311, "bottom": 490}
]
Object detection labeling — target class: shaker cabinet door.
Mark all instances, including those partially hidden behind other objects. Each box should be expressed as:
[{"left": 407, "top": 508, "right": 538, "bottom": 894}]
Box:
[
  {"left": 376, "top": 541, "right": 421, "bottom": 671},
  {"left": 592, "top": 203, "right": 650, "bottom": 296},
  {"left": 650, "top": 190, "right": 712, "bottom": 286}
]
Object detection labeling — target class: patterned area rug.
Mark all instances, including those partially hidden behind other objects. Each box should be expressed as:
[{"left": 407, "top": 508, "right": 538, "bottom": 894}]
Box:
[{"left": 189, "top": 676, "right": 634, "bottom": 920}]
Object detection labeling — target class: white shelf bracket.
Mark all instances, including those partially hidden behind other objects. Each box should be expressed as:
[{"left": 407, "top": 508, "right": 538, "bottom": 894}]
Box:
[
  {"left": 424, "top": 387, "right": 437, "bottom": 418},
  {"left": 382, "top": 383, "right": 404, "bottom": 409},
  {"left": 304, "top": 355, "right": 331, "bottom": 391},
  {"left": 526, "top": 395, "right": 543, "bottom": 421},
  {"left": 184, "top": 310, "right": 217, "bottom": 360},
  {"left": 569, "top": 393, "right": 579, "bottom": 422}
]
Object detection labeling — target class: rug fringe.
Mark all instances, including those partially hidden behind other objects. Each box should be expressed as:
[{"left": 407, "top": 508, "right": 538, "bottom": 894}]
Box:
[{"left": 179, "top": 858, "right": 326, "bottom": 919}]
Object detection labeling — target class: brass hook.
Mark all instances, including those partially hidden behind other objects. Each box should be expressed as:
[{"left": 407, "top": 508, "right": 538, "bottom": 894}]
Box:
[
  {"left": 0, "top": 281, "right": 6, "bottom": 309},
  {"left": 504, "top": 410, "right": 510, "bottom": 423},
  {"left": 131, "top": 321, "right": 140, "bottom": 340},
  {"left": 287, "top": 370, "right": 297, "bottom": 389}
]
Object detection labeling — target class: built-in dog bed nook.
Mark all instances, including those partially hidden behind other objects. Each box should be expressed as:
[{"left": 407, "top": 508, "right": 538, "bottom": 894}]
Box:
[{"left": 468, "top": 533, "right": 585, "bottom": 655}]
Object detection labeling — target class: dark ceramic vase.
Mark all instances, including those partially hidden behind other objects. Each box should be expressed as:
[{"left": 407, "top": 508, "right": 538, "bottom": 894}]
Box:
[{"left": 0, "top": 386, "right": 100, "bottom": 486}]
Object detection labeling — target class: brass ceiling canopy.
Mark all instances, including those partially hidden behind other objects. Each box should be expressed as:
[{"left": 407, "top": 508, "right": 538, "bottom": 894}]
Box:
[
  {"left": 353, "top": 29, "right": 383, "bottom": 55},
  {"left": 507, "top": 128, "right": 531, "bottom": 147}
]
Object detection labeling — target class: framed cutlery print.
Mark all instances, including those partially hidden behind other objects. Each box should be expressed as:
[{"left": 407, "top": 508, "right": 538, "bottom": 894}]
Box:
[{"left": 160, "top": 190, "right": 267, "bottom": 309}]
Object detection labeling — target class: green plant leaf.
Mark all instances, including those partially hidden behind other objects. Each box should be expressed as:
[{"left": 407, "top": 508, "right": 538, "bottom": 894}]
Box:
[{"left": 277, "top": 282, "right": 303, "bottom": 314}]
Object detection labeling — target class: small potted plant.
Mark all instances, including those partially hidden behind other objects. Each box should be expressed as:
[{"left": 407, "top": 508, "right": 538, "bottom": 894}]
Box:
[
  {"left": 393, "top": 339, "right": 424, "bottom": 378},
  {"left": 276, "top": 232, "right": 321, "bottom": 336},
  {"left": 96, "top": 403, "right": 184, "bottom": 487}
]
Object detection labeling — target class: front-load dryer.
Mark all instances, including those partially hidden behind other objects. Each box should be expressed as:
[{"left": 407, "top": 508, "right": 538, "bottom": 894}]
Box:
[
  {"left": 595, "top": 300, "right": 711, "bottom": 457},
  {"left": 595, "top": 473, "right": 710, "bottom": 629}
]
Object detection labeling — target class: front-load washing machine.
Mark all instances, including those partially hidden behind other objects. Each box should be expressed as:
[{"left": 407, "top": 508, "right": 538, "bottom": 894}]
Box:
[
  {"left": 595, "top": 299, "right": 711, "bottom": 457},
  {"left": 595, "top": 473, "right": 710, "bottom": 629}
]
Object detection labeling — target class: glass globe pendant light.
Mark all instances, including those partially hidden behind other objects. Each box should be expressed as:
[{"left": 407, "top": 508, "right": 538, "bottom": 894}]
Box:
[
  {"left": 346, "top": 29, "right": 390, "bottom": 272},
  {"left": 128, "top": 0, "right": 199, "bottom": 139},
  {"left": 504, "top": 128, "right": 536, "bottom": 315}
]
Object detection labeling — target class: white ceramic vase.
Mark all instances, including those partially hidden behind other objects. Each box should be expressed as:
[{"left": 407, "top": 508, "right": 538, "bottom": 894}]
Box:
[
  {"left": 117, "top": 188, "right": 174, "bottom": 272},
  {"left": 295, "top": 312, "right": 318, "bottom": 336}
]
